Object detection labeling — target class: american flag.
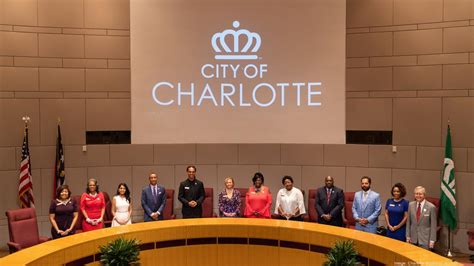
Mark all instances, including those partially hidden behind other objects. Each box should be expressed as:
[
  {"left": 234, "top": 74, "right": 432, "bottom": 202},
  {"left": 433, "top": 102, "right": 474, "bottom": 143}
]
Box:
[{"left": 19, "top": 125, "right": 35, "bottom": 208}]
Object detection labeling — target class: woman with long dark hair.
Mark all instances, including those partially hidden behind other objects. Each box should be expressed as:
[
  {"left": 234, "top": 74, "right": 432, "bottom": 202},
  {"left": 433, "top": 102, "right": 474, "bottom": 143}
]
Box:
[{"left": 112, "top": 183, "right": 132, "bottom": 226}]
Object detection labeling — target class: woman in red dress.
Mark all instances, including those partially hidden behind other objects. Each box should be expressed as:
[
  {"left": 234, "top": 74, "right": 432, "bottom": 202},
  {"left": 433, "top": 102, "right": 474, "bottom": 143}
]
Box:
[
  {"left": 244, "top": 172, "right": 272, "bottom": 218},
  {"left": 80, "top": 178, "right": 105, "bottom": 232}
]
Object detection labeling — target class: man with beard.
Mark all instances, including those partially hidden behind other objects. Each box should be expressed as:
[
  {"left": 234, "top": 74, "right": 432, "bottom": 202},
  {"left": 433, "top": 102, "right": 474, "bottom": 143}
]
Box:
[
  {"left": 315, "top": 176, "right": 344, "bottom": 226},
  {"left": 352, "top": 176, "right": 381, "bottom": 233},
  {"left": 178, "top": 166, "right": 206, "bottom": 218}
]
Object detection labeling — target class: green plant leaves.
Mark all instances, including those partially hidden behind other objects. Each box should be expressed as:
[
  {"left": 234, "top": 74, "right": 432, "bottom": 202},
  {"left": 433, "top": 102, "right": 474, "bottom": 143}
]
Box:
[
  {"left": 99, "top": 237, "right": 141, "bottom": 266},
  {"left": 324, "top": 240, "right": 359, "bottom": 266}
]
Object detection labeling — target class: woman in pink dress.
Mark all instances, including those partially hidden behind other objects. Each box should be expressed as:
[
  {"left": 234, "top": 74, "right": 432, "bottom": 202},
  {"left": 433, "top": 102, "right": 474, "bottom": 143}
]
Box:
[
  {"left": 80, "top": 178, "right": 105, "bottom": 232},
  {"left": 244, "top": 172, "right": 272, "bottom": 218}
]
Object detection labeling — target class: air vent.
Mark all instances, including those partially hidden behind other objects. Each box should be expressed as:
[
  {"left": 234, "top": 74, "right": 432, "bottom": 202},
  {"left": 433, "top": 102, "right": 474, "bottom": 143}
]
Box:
[
  {"left": 86, "top": 131, "right": 131, "bottom": 144},
  {"left": 346, "top": 131, "right": 392, "bottom": 145}
]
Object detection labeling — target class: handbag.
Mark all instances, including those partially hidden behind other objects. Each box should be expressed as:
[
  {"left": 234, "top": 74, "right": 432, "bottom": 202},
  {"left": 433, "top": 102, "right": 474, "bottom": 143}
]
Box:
[{"left": 376, "top": 226, "right": 387, "bottom": 236}]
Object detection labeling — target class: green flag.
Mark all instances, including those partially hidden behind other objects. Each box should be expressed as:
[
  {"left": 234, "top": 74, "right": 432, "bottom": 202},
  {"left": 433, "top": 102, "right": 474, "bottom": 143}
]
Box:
[{"left": 440, "top": 125, "right": 457, "bottom": 230}]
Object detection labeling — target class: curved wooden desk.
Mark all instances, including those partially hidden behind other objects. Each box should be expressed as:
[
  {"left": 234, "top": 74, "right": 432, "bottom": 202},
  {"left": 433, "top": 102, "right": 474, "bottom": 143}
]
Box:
[{"left": 0, "top": 218, "right": 458, "bottom": 266}]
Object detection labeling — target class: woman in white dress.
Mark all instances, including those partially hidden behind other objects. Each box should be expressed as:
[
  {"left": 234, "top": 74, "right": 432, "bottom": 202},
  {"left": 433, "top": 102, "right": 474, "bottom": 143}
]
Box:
[{"left": 111, "top": 183, "right": 132, "bottom": 226}]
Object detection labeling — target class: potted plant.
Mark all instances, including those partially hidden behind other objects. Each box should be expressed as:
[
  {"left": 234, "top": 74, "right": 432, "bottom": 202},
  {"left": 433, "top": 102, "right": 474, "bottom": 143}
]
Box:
[
  {"left": 324, "top": 240, "right": 359, "bottom": 266},
  {"left": 99, "top": 237, "right": 141, "bottom": 266}
]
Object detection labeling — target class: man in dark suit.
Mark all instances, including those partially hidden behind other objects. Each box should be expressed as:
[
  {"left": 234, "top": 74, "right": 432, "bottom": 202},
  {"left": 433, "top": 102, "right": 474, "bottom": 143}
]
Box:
[
  {"left": 141, "top": 173, "right": 166, "bottom": 221},
  {"left": 315, "top": 176, "right": 344, "bottom": 226},
  {"left": 178, "top": 166, "right": 205, "bottom": 218}
]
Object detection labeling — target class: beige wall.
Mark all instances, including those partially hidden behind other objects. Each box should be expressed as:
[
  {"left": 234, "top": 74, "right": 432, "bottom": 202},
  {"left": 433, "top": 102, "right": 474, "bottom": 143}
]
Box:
[{"left": 0, "top": 0, "right": 473, "bottom": 254}]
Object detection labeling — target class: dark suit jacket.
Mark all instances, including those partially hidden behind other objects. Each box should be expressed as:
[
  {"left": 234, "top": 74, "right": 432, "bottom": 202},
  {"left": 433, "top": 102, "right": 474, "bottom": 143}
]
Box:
[
  {"left": 141, "top": 185, "right": 166, "bottom": 221},
  {"left": 315, "top": 186, "right": 344, "bottom": 226},
  {"left": 178, "top": 178, "right": 205, "bottom": 218}
]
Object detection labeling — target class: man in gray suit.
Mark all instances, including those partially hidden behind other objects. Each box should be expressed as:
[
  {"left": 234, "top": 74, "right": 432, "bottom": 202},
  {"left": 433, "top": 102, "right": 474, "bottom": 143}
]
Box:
[
  {"left": 406, "top": 186, "right": 437, "bottom": 249},
  {"left": 141, "top": 173, "right": 166, "bottom": 221},
  {"left": 352, "top": 176, "right": 381, "bottom": 233}
]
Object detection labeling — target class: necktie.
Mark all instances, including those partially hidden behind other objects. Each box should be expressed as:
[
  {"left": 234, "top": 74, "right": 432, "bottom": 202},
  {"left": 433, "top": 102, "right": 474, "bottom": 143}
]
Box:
[
  {"left": 326, "top": 189, "right": 331, "bottom": 205},
  {"left": 363, "top": 191, "right": 368, "bottom": 203},
  {"left": 152, "top": 187, "right": 157, "bottom": 203},
  {"left": 416, "top": 203, "right": 421, "bottom": 222}
]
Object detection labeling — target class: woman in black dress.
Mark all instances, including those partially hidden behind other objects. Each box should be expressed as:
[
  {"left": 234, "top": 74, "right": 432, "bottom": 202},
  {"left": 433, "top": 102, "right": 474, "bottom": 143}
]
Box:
[{"left": 49, "top": 185, "right": 78, "bottom": 239}]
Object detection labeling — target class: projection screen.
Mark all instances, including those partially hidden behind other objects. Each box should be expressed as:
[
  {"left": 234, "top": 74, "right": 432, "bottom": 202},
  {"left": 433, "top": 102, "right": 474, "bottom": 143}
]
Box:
[{"left": 131, "top": 0, "right": 346, "bottom": 144}]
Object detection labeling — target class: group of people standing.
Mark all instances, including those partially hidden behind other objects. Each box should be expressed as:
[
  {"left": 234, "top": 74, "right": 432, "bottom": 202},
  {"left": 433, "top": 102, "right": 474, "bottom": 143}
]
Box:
[
  {"left": 47, "top": 166, "right": 207, "bottom": 239},
  {"left": 218, "top": 172, "right": 306, "bottom": 220},
  {"left": 48, "top": 166, "right": 437, "bottom": 250},
  {"left": 49, "top": 178, "right": 132, "bottom": 237},
  {"left": 316, "top": 176, "right": 437, "bottom": 250}
]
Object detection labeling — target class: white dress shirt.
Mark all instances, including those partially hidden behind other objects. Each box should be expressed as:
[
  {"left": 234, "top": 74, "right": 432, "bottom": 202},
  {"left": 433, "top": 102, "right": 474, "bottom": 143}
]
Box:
[
  {"left": 274, "top": 187, "right": 306, "bottom": 215},
  {"left": 417, "top": 199, "right": 426, "bottom": 211},
  {"left": 363, "top": 189, "right": 371, "bottom": 203}
]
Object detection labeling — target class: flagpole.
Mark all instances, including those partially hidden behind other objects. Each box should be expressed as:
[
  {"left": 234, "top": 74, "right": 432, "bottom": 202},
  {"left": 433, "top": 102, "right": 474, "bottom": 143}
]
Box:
[
  {"left": 447, "top": 228, "right": 453, "bottom": 257},
  {"left": 54, "top": 119, "right": 66, "bottom": 198},
  {"left": 54, "top": 117, "right": 60, "bottom": 199},
  {"left": 54, "top": 117, "right": 60, "bottom": 198},
  {"left": 444, "top": 120, "right": 454, "bottom": 258},
  {"left": 19, "top": 116, "right": 30, "bottom": 208},
  {"left": 19, "top": 115, "right": 34, "bottom": 208},
  {"left": 446, "top": 120, "right": 452, "bottom": 257},
  {"left": 447, "top": 120, "right": 452, "bottom": 258}
]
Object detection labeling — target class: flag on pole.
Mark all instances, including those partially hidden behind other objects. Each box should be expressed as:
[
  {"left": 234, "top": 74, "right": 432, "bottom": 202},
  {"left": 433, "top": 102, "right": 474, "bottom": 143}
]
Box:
[
  {"left": 440, "top": 125, "right": 457, "bottom": 230},
  {"left": 19, "top": 124, "right": 35, "bottom": 208},
  {"left": 53, "top": 124, "right": 65, "bottom": 198}
]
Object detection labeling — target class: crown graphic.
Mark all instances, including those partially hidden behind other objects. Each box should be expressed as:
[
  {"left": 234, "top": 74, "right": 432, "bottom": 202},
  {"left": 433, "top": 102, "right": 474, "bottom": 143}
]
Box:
[{"left": 211, "top": 21, "right": 261, "bottom": 60}]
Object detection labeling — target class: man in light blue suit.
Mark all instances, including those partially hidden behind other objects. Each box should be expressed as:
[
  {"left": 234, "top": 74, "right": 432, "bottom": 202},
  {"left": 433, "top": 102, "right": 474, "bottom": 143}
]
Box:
[
  {"left": 352, "top": 176, "right": 381, "bottom": 233},
  {"left": 141, "top": 173, "right": 166, "bottom": 221}
]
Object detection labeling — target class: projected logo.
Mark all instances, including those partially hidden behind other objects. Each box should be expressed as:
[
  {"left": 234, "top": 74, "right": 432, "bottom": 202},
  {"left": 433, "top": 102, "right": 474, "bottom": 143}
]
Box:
[
  {"left": 152, "top": 21, "right": 322, "bottom": 108},
  {"left": 212, "top": 21, "right": 261, "bottom": 60}
]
